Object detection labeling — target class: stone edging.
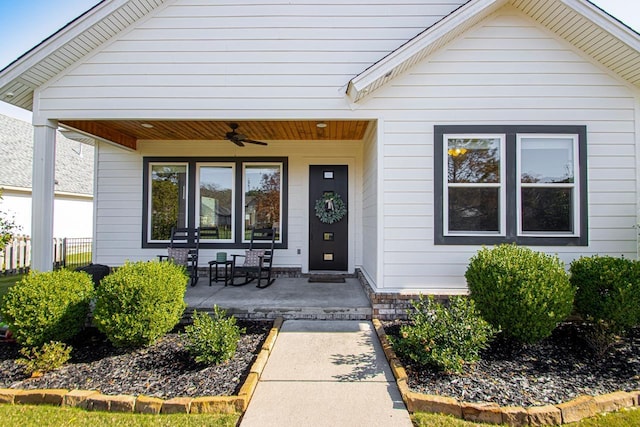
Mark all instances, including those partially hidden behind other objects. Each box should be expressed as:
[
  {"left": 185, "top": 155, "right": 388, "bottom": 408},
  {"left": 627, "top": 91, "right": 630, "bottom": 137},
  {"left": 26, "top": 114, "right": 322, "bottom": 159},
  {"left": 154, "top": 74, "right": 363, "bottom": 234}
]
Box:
[
  {"left": 371, "top": 319, "right": 640, "bottom": 426},
  {"left": 0, "top": 317, "right": 284, "bottom": 415}
]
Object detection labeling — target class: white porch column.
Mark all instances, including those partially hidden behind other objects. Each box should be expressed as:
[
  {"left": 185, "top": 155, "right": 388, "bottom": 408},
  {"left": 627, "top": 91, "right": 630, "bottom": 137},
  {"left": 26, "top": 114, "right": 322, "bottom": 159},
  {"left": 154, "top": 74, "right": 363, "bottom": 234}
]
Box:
[{"left": 31, "top": 119, "right": 58, "bottom": 272}]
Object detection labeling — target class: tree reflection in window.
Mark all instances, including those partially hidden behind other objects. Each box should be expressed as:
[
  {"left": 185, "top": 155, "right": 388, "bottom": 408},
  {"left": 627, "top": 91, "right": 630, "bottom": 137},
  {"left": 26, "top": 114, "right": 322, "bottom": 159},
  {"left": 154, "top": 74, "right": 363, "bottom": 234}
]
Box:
[
  {"left": 447, "top": 138, "right": 502, "bottom": 233},
  {"left": 150, "top": 164, "right": 187, "bottom": 240},
  {"left": 244, "top": 165, "right": 281, "bottom": 240}
]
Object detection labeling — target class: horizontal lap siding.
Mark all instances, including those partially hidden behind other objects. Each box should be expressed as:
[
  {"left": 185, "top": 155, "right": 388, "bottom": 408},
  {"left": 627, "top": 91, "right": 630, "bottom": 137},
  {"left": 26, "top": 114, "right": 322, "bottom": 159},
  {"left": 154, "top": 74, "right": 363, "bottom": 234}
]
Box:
[
  {"left": 38, "top": 1, "right": 465, "bottom": 119},
  {"left": 363, "top": 8, "right": 638, "bottom": 291},
  {"left": 94, "top": 139, "right": 363, "bottom": 268}
]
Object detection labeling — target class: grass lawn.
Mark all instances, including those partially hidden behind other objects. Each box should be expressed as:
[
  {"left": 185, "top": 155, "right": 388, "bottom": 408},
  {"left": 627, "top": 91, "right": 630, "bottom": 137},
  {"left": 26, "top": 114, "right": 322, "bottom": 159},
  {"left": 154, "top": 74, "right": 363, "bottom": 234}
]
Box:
[
  {"left": 412, "top": 408, "right": 640, "bottom": 426},
  {"left": 0, "top": 405, "right": 239, "bottom": 427}
]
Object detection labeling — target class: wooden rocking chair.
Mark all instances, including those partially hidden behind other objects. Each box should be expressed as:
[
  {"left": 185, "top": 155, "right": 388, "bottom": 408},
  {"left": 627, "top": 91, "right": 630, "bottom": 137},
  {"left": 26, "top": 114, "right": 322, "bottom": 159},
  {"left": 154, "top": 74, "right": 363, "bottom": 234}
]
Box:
[
  {"left": 158, "top": 227, "right": 201, "bottom": 286},
  {"left": 230, "top": 228, "right": 277, "bottom": 289}
]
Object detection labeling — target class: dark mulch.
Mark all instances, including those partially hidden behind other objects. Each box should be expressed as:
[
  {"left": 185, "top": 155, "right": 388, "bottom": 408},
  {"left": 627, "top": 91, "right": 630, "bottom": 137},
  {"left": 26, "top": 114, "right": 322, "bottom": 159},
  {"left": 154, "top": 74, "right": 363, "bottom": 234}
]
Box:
[
  {"left": 0, "top": 320, "right": 271, "bottom": 399},
  {"left": 383, "top": 321, "right": 640, "bottom": 407}
]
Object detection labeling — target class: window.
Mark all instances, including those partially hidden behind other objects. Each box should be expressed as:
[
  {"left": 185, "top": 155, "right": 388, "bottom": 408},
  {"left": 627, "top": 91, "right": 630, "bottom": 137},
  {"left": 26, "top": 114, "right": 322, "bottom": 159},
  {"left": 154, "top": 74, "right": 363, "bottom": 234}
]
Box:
[
  {"left": 143, "top": 157, "right": 287, "bottom": 248},
  {"left": 435, "top": 125, "right": 587, "bottom": 246}
]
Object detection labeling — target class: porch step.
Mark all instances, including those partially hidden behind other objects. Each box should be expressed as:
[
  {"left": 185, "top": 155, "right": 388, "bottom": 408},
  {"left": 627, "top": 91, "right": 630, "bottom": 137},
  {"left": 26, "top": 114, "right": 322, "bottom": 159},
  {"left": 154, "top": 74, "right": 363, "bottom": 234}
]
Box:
[
  {"left": 184, "top": 277, "right": 372, "bottom": 321},
  {"left": 186, "top": 305, "right": 371, "bottom": 321}
]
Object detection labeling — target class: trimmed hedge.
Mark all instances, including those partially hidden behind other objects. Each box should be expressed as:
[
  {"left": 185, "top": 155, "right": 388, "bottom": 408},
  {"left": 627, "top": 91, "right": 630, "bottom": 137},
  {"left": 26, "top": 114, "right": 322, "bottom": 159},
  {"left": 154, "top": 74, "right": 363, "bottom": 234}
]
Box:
[
  {"left": 184, "top": 306, "right": 245, "bottom": 365},
  {"left": 93, "top": 260, "right": 188, "bottom": 348},
  {"left": 570, "top": 255, "right": 640, "bottom": 334},
  {"left": 0, "top": 270, "right": 94, "bottom": 347},
  {"left": 465, "top": 244, "right": 575, "bottom": 344}
]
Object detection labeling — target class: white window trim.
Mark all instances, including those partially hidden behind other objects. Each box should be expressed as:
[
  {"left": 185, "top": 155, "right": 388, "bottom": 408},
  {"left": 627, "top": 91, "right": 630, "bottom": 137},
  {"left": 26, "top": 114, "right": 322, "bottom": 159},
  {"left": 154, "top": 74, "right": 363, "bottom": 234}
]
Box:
[
  {"left": 516, "top": 134, "right": 580, "bottom": 237},
  {"left": 147, "top": 162, "right": 189, "bottom": 244},
  {"left": 242, "top": 162, "right": 284, "bottom": 243},
  {"left": 195, "top": 162, "right": 236, "bottom": 243},
  {"left": 443, "top": 134, "right": 506, "bottom": 237}
]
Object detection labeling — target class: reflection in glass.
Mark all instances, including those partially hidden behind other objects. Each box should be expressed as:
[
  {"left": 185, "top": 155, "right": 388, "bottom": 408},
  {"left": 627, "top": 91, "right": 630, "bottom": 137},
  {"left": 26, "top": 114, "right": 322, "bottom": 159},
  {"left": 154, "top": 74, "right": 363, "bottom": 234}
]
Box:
[
  {"left": 199, "top": 166, "right": 233, "bottom": 239},
  {"left": 522, "top": 188, "right": 573, "bottom": 232},
  {"left": 244, "top": 165, "right": 281, "bottom": 240},
  {"left": 448, "top": 188, "right": 500, "bottom": 232},
  {"left": 521, "top": 138, "right": 574, "bottom": 183},
  {"left": 448, "top": 138, "right": 500, "bottom": 184},
  {"left": 150, "top": 164, "right": 187, "bottom": 241}
]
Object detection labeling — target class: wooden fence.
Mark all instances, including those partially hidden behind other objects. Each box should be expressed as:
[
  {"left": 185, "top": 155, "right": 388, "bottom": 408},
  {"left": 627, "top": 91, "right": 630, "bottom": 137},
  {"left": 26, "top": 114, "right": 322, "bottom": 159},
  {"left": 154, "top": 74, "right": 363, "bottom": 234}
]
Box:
[{"left": 0, "top": 236, "right": 92, "bottom": 274}]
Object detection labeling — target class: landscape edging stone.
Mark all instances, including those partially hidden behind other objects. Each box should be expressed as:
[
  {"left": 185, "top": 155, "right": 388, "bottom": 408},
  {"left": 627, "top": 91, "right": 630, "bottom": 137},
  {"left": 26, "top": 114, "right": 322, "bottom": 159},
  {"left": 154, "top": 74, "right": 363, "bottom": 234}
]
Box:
[
  {"left": 0, "top": 316, "right": 283, "bottom": 415},
  {"left": 371, "top": 318, "right": 640, "bottom": 426}
]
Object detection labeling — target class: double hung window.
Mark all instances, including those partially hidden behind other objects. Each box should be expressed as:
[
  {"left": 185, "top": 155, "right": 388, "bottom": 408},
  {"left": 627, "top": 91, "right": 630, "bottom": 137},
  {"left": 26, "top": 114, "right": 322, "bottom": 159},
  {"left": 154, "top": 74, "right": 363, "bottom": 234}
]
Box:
[
  {"left": 143, "top": 157, "right": 287, "bottom": 248},
  {"left": 435, "top": 125, "right": 587, "bottom": 246}
]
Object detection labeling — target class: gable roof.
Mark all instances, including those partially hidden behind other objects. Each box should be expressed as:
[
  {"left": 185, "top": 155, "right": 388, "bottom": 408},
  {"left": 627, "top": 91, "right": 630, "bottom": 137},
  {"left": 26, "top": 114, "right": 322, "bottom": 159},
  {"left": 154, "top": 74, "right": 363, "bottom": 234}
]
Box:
[
  {"left": 0, "top": 0, "right": 168, "bottom": 110},
  {"left": 0, "top": 0, "right": 639, "bottom": 109},
  {"left": 347, "top": 0, "right": 640, "bottom": 102},
  {"left": 0, "top": 114, "right": 94, "bottom": 196}
]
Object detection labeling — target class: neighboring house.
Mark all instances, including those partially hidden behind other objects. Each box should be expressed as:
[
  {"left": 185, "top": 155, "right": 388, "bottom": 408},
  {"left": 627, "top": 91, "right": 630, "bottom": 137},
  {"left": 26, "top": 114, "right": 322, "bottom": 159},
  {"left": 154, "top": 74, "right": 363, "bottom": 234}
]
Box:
[
  {"left": 0, "top": 114, "right": 94, "bottom": 238},
  {"left": 0, "top": 0, "right": 639, "bottom": 304}
]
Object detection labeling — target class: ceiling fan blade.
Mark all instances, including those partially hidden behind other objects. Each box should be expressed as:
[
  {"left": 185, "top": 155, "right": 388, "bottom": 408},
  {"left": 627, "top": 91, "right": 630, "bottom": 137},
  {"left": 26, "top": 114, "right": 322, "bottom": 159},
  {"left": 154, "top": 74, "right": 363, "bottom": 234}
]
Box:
[
  {"left": 243, "top": 138, "right": 268, "bottom": 146},
  {"left": 231, "top": 139, "right": 245, "bottom": 147}
]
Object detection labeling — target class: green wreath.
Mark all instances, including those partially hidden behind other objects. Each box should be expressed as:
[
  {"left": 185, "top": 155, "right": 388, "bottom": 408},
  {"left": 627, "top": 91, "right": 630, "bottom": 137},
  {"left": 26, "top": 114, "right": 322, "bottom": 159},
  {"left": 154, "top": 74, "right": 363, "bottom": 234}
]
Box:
[{"left": 315, "top": 192, "right": 347, "bottom": 224}]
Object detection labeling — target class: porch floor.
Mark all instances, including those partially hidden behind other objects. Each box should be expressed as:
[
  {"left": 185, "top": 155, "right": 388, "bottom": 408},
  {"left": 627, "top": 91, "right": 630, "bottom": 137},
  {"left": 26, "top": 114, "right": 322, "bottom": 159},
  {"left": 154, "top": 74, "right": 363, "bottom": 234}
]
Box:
[{"left": 184, "top": 277, "right": 372, "bottom": 320}]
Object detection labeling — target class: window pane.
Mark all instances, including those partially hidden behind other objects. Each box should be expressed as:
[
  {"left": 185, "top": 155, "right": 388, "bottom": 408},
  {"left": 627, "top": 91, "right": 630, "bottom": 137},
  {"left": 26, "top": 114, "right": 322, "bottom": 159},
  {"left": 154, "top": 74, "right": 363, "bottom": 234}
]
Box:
[
  {"left": 521, "top": 137, "right": 574, "bottom": 183},
  {"left": 244, "top": 165, "right": 281, "bottom": 240},
  {"left": 150, "top": 164, "right": 187, "bottom": 241},
  {"left": 199, "top": 166, "right": 233, "bottom": 240},
  {"left": 521, "top": 188, "right": 573, "bottom": 232},
  {"left": 447, "top": 137, "right": 500, "bottom": 184},
  {"left": 448, "top": 187, "right": 500, "bottom": 232}
]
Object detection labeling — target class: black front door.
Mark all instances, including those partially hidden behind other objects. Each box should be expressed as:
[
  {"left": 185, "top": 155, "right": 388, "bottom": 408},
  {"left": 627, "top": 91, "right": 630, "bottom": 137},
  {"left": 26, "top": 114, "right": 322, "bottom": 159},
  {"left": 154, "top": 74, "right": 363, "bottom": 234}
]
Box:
[{"left": 309, "top": 165, "right": 348, "bottom": 271}]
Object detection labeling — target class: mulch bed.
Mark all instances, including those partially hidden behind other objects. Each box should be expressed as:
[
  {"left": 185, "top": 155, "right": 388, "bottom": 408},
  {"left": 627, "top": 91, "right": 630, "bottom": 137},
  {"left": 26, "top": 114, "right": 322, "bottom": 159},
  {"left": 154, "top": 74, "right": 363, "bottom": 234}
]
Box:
[
  {"left": 0, "top": 320, "right": 271, "bottom": 399},
  {"left": 383, "top": 321, "right": 640, "bottom": 408}
]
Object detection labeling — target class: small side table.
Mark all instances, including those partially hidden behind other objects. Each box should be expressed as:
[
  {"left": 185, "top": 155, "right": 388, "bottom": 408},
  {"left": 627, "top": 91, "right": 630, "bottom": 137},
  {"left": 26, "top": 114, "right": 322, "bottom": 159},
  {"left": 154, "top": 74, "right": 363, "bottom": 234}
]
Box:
[{"left": 208, "top": 260, "right": 233, "bottom": 286}]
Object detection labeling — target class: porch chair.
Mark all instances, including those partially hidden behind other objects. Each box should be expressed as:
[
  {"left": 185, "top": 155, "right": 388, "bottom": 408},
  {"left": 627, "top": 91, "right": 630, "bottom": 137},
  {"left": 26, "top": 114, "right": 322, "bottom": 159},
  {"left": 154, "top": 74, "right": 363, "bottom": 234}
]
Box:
[
  {"left": 158, "top": 227, "right": 201, "bottom": 286},
  {"left": 230, "top": 228, "right": 277, "bottom": 289}
]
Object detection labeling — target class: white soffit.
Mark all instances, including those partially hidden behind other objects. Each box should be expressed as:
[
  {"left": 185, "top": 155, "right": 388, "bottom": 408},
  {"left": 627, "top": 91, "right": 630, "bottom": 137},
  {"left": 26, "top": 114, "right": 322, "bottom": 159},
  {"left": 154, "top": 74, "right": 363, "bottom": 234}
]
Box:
[
  {"left": 0, "top": 0, "right": 167, "bottom": 111},
  {"left": 347, "top": 0, "right": 640, "bottom": 103}
]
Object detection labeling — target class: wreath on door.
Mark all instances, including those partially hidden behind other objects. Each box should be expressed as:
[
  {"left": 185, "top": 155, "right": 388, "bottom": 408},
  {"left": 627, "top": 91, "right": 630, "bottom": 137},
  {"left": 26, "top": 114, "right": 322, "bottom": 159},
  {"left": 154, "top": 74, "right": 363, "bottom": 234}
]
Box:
[{"left": 314, "top": 192, "right": 347, "bottom": 224}]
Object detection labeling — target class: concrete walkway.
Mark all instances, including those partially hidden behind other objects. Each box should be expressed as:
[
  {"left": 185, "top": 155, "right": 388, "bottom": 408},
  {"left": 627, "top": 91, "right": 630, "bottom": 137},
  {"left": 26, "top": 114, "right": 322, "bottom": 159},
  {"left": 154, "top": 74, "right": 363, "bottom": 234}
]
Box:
[{"left": 240, "top": 320, "right": 413, "bottom": 427}]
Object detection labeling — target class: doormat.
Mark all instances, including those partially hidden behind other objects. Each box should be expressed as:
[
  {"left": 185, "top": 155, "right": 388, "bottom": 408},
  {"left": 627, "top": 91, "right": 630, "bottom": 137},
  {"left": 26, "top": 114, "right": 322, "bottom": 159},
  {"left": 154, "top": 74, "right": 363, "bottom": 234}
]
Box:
[{"left": 308, "top": 276, "right": 346, "bottom": 283}]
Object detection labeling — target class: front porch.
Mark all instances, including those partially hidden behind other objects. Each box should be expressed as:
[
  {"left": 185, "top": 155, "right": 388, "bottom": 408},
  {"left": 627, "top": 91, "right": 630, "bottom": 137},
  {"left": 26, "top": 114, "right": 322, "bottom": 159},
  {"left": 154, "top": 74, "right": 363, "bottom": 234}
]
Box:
[{"left": 184, "top": 276, "right": 372, "bottom": 320}]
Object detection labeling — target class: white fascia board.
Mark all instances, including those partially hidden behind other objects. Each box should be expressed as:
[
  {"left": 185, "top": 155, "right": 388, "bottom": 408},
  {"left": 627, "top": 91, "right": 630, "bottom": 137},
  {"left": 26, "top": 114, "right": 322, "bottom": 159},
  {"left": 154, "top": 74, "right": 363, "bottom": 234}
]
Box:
[
  {"left": 566, "top": 0, "right": 640, "bottom": 51},
  {"left": 347, "top": 0, "right": 507, "bottom": 102},
  {"left": 0, "top": 0, "right": 131, "bottom": 91}
]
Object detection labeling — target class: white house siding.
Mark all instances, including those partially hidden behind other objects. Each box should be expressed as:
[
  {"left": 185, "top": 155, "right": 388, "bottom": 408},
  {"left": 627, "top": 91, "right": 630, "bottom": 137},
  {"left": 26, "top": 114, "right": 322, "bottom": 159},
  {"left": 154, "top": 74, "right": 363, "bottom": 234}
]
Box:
[
  {"left": 362, "top": 123, "right": 379, "bottom": 287},
  {"left": 2, "top": 191, "right": 93, "bottom": 238},
  {"left": 32, "top": 2, "right": 639, "bottom": 292},
  {"left": 94, "top": 138, "right": 364, "bottom": 271},
  {"left": 36, "top": 0, "right": 465, "bottom": 121},
  {"left": 356, "top": 6, "right": 639, "bottom": 292}
]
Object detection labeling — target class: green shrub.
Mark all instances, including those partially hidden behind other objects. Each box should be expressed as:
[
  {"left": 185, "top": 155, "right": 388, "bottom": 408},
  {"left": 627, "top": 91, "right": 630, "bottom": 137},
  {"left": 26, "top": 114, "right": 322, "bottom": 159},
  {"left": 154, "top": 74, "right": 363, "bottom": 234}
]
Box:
[
  {"left": 16, "top": 341, "right": 72, "bottom": 376},
  {"left": 93, "top": 260, "right": 188, "bottom": 348},
  {"left": 184, "top": 306, "right": 245, "bottom": 365},
  {"left": 0, "top": 270, "right": 94, "bottom": 347},
  {"left": 465, "top": 244, "right": 575, "bottom": 344},
  {"left": 570, "top": 255, "right": 640, "bottom": 332},
  {"left": 391, "top": 295, "right": 495, "bottom": 373},
  {"left": 570, "top": 255, "right": 640, "bottom": 354}
]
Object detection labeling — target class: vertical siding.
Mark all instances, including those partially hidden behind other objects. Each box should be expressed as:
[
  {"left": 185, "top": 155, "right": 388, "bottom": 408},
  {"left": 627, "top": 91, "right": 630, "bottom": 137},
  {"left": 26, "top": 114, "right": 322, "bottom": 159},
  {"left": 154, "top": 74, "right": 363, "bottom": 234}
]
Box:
[{"left": 361, "top": 8, "right": 638, "bottom": 292}]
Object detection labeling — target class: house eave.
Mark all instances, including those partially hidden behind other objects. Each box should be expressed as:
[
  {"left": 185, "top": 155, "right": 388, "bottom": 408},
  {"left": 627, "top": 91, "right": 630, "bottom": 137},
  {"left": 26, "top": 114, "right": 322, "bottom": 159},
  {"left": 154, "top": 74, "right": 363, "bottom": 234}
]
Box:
[
  {"left": 347, "top": 0, "right": 640, "bottom": 103},
  {"left": 0, "top": 0, "right": 168, "bottom": 111}
]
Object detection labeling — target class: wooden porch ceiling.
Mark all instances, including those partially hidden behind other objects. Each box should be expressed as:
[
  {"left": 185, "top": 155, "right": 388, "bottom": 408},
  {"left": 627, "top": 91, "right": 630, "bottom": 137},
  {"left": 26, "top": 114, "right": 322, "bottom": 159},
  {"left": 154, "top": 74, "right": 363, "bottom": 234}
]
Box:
[{"left": 60, "top": 119, "right": 372, "bottom": 150}]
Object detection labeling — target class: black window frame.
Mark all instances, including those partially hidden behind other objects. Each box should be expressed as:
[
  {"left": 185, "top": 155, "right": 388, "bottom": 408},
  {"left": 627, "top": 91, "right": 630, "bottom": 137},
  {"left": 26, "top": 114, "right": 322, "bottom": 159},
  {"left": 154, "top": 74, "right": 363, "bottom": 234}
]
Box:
[
  {"left": 142, "top": 156, "right": 288, "bottom": 249},
  {"left": 434, "top": 125, "right": 588, "bottom": 246}
]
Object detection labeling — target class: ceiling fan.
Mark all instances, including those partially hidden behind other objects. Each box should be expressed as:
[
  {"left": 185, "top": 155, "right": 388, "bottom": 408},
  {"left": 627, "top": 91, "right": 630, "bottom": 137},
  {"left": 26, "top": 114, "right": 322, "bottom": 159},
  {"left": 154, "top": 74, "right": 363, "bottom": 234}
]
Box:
[{"left": 225, "top": 123, "right": 268, "bottom": 147}]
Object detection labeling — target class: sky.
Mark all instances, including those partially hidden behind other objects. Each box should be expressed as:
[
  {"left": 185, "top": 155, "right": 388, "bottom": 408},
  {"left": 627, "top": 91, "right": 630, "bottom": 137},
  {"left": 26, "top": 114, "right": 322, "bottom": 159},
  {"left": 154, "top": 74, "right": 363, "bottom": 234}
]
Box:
[{"left": 0, "top": 0, "right": 639, "bottom": 123}]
